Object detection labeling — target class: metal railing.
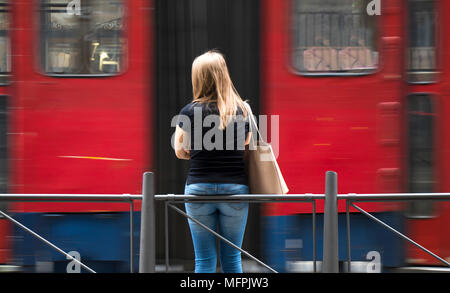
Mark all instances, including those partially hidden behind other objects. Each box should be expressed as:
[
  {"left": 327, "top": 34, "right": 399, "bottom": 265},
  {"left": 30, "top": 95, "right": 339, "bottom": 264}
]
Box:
[
  {"left": 138, "top": 172, "right": 324, "bottom": 273},
  {"left": 1, "top": 171, "right": 449, "bottom": 273},
  {"left": 341, "top": 192, "right": 450, "bottom": 272},
  {"left": 139, "top": 171, "right": 450, "bottom": 273},
  {"left": 0, "top": 193, "right": 142, "bottom": 273},
  {"left": 139, "top": 171, "right": 341, "bottom": 273}
]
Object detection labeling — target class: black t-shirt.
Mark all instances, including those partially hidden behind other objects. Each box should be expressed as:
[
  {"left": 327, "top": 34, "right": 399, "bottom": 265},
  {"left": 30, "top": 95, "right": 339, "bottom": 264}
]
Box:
[{"left": 177, "top": 101, "right": 250, "bottom": 185}]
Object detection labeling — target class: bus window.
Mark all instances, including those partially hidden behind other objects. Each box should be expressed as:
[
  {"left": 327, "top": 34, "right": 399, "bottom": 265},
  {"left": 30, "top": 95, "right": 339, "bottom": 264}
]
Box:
[
  {"left": 0, "top": 0, "right": 10, "bottom": 83},
  {"left": 406, "top": 94, "right": 435, "bottom": 218},
  {"left": 40, "top": 0, "right": 126, "bottom": 76},
  {"left": 0, "top": 96, "right": 7, "bottom": 198},
  {"left": 87, "top": 0, "right": 126, "bottom": 74},
  {"left": 291, "top": 0, "right": 378, "bottom": 75},
  {"left": 407, "top": 0, "right": 437, "bottom": 83}
]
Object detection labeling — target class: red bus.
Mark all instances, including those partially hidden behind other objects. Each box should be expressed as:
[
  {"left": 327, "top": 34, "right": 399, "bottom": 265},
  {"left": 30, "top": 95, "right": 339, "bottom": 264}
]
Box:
[
  {"left": 261, "top": 0, "right": 450, "bottom": 271},
  {"left": 0, "top": 0, "right": 152, "bottom": 271}
]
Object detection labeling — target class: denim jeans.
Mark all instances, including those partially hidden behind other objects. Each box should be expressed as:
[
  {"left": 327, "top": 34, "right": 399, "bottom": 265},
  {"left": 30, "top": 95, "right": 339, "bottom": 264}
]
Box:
[{"left": 184, "top": 183, "right": 249, "bottom": 273}]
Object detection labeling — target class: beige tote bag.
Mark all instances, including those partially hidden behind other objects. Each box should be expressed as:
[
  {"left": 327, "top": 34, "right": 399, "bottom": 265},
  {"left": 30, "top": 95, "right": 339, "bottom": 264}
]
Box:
[{"left": 244, "top": 102, "right": 289, "bottom": 194}]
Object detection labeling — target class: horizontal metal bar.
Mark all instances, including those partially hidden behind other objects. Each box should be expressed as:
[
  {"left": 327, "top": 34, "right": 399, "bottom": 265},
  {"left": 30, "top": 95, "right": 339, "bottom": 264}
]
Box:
[
  {"left": 162, "top": 200, "right": 314, "bottom": 204},
  {"left": 2, "top": 192, "right": 449, "bottom": 203},
  {"left": 155, "top": 194, "right": 324, "bottom": 201},
  {"left": 156, "top": 193, "right": 450, "bottom": 202},
  {"left": 350, "top": 203, "right": 450, "bottom": 267},
  {"left": 0, "top": 194, "right": 142, "bottom": 202},
  {"left": 339, "top": 193, "right": 450, "bottom": 201},
  {"left": 0, "top": 200, "right": 142, "bottom": 203},
  {"left": 0, "top": 209, "right": 96, "bottom": 273}
]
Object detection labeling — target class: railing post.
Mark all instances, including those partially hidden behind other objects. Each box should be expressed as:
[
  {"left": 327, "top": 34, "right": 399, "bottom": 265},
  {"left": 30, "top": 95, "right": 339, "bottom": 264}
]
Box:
[
  {"left": 323, "top": 171, "right": 339, "bottom": 273},
  {"left": 139, "top": 172, "right": 156, "bottom": 273}
]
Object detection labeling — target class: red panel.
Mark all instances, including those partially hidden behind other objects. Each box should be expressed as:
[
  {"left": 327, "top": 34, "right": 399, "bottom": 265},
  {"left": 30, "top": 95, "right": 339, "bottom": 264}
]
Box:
[
  {"left": 0, "top": 220, "right": 9, "bottom": 263},
  {"left": 406, "top": 215, "right": 444, "bottom": 265},
  {"left": 262, "top": 0, "right": 404, "bottom": 216},
  {"left": 439, "top": 203, "right": 450, "bottom": 264},
  {"left": 8, "top": 0, "right": 153, "bottom": 212}
]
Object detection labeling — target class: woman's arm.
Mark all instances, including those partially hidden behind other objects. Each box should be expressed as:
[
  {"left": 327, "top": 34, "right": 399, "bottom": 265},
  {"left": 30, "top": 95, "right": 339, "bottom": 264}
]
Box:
[
  {"left": 174, "top": 125, "right": 190, "bottom": 160},
  {"left": 245, "top": 132, "right": 251, "bottom": 146}
]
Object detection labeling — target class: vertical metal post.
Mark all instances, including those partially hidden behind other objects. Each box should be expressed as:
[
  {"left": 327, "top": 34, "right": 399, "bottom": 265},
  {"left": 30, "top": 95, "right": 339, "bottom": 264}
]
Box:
[
  {"left": 139, "top": 172, "right": 156, "bottom": 273},
  {"left": 323, "top": 171, "right": 339, "bottom": 273},
  {"left": 346, "top": 200, "right": 351, "bottom": 273},
  {"left": 312, "top": 200, "right": 317, "bottom": 273},
  {"left": 130, "top": 199, "right": 134, "bottom": 273},
  {"left": 165, "top": 201, "right": 169, "bottom": 272}
]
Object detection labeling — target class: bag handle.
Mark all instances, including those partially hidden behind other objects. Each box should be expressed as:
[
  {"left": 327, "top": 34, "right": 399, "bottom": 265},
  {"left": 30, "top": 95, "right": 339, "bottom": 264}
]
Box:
[{"left": 243, "top": 101, "right": 264, "bottom": 146}]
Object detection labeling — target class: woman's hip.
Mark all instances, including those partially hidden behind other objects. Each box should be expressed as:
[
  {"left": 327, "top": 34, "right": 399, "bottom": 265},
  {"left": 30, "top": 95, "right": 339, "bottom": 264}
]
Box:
[{"left": 185, "top": 183, "right": 249, "bottom": 195}]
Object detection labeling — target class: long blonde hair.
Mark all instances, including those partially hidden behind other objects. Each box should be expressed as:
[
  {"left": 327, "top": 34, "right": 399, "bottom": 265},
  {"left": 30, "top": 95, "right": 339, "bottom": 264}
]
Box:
[{"left": 191, "top": 50, "right": 249, "bottom": 129}]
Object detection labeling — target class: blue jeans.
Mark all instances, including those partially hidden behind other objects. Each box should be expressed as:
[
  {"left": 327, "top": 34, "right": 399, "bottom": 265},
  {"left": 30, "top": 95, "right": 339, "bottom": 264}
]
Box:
[{"left": 184, "top": 183, "right": 249, "bottom": 273}]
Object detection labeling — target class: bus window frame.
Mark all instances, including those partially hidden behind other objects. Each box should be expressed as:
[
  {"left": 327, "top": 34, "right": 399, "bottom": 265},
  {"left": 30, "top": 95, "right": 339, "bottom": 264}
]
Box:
[
  {"left": 0, "top": 95, "right": 8, "bottom": 199},
  {"left": 405, "top": 92, "right": 438, "bottom": 219},
  {"left": 36, "top": 0, "right": 129, "bottom": 78},
  {"left": 0, "top": 0, "right": 11, "bottom": 86},
  {"left": 405, "top": 0, "right": 441, "bottom": 85},
  {"left": 287, "top": 0, "right": 382, "bottom": 77}
]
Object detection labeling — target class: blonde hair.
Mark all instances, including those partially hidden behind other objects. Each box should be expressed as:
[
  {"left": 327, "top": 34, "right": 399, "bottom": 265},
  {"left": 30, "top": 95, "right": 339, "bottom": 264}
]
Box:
[{"left": 191, "top": 50, "right": 249, "bottom": 129}]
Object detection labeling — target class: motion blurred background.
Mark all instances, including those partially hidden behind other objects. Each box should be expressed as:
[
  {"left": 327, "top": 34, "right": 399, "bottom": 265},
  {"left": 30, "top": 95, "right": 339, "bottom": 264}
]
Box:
[{"left": 0, "top": 0, "right": 449, "bottom": 273}]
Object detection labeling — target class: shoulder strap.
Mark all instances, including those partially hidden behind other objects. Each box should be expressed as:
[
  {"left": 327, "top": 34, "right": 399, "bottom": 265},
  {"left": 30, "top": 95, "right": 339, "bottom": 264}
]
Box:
[{"left": 243, "top": 102, "right": 264, "bottom": 145}]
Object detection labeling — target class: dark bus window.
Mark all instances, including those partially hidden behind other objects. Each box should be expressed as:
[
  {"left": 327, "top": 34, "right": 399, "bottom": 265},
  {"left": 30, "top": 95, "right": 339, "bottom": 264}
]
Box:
[
  {"left": 0, "top": 1, "right": 11, "bottom": 83},
  {"left": 406, "top": 94, "right": 435, "bottom": 218},
  {"left": 407, "top": 0, "right": 437, "bottom": 83},
  {"left": 0, "top": 96, "right": 7, "bottom": 196},
  {"left": 40, "top": 0, "right": 126, "bottom": 76},
  {"left": 291, "top": 0, "right": 378, "bottom": 75}
]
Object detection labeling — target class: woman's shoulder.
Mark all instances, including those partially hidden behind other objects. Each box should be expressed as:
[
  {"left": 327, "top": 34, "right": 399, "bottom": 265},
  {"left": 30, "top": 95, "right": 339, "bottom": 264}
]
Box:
[
  {"left": 179, "top": 100, "right": 218, "bottom": 115},
  {"left": 179, "top": 101, "right": 199, "bottom": 115}
]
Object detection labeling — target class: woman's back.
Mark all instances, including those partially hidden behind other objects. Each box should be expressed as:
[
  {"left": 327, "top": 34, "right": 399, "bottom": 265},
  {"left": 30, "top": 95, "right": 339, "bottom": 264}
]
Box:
[{"left": 177, "top": 101, "right": 249, "bottom": 185}]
